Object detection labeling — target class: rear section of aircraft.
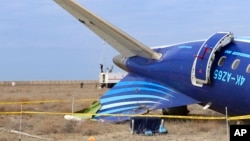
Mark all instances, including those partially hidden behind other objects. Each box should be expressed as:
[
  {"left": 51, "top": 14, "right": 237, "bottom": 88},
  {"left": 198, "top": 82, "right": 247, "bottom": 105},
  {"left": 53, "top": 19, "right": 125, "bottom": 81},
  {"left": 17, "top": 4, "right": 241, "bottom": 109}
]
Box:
[{"left": 55, "top": 0, "right": 250, "bottom": 122}]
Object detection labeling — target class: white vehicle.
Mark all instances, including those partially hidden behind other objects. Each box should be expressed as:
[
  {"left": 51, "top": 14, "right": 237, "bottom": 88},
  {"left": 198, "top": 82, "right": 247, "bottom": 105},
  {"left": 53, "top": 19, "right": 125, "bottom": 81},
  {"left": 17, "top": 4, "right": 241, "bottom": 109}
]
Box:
[{"left": 99, "top": 72, "right": 127, "bottom": 88}]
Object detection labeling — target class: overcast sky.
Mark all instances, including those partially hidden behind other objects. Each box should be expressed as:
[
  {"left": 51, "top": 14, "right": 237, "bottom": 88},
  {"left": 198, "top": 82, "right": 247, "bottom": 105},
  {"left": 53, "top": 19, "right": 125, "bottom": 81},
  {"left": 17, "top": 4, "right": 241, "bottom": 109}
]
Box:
[{"left": 1, "top": 0, "right": 250, "bottom": 81}]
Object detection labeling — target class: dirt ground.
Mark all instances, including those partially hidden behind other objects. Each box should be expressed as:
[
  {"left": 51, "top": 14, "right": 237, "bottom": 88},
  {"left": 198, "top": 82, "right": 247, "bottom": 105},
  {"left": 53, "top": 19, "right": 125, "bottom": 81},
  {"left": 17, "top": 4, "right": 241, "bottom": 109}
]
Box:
[{"left": 0, "top": 83, "right": 228, "bottom": 141}]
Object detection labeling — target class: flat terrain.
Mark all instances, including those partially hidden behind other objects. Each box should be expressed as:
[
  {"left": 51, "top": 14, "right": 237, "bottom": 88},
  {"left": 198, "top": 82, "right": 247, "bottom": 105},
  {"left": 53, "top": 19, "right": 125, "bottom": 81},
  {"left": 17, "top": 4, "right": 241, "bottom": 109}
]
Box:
[{"left": 0, "top": 83, "right": 228, "bottom": 141}]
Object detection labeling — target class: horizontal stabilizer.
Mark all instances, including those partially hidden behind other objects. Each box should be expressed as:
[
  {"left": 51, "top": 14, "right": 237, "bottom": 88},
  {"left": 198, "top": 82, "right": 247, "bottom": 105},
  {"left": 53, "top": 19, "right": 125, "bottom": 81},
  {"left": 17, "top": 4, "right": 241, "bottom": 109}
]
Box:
[
  {"left": 94, "top": 73, "right": 199, "bottom": 122},
  {"left": 54, "top": 0, "right": 162, "bottom": 60}
]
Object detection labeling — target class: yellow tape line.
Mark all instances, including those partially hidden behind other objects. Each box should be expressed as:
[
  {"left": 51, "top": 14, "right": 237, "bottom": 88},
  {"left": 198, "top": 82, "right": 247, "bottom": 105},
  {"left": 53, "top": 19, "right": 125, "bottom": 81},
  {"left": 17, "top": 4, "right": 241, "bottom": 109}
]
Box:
[
  {"left": 0, "top": 111, "right": 233, "bottom": 120},
  {"left": 1, "top": 111, "right": 250, "bottom": 120},
  {"left": 0, "top": 99, "right": 98, "bottom": 105},
  {"left": 228, "top": 115, "right": 250, "bottom": 121},
  {"left": 1, "top": 99, "right": 249, "bottom": 120}
]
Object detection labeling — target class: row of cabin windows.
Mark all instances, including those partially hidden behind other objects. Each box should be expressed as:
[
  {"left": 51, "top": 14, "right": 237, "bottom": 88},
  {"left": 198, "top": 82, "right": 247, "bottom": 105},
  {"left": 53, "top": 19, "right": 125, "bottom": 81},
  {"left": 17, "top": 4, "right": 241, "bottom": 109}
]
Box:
[{"left": 218, "top": 56, "right": 250, "bottom": 73}]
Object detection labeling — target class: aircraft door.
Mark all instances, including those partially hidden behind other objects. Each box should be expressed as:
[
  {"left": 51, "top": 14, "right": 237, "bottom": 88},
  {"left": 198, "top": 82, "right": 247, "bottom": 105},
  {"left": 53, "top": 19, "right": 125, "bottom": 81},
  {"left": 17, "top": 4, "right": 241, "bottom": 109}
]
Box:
[{"left": 191, "top": 32, "right": 233, "bottom": 87}]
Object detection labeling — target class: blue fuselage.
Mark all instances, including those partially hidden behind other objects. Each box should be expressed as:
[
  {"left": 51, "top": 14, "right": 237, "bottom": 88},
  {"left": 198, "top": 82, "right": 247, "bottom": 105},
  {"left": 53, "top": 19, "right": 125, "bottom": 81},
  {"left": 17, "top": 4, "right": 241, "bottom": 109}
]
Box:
[{"left": 124, "top": 39, "right": 250, "bottom": 116}]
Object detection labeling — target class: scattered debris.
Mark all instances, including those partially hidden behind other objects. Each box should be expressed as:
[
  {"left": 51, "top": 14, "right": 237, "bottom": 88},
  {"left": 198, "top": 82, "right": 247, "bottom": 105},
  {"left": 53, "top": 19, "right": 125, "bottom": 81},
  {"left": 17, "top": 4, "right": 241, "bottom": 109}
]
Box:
[{"left": 0, "top": 128, "right": 53, "bottom": 140}]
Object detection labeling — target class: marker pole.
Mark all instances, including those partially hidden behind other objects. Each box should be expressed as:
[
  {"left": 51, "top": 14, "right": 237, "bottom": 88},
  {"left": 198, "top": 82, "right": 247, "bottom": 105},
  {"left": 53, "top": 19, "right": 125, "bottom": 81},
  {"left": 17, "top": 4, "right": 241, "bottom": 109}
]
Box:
[
  {"left": 19, "top": 105, "right": 23, "bottom": 141},
  {"left": 225, "top": 107, "right": 229, "bottom": 141},
  {"left": 71, "top": 97, "right": 75, "bottom": 115}
]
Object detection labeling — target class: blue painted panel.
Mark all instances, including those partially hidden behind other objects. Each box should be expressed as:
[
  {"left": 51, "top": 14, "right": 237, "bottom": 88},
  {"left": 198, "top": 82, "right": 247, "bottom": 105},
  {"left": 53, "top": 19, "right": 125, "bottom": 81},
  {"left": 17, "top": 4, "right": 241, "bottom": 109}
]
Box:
[{"left": 95, "top": 73, "right": 199, "bottom": 122}]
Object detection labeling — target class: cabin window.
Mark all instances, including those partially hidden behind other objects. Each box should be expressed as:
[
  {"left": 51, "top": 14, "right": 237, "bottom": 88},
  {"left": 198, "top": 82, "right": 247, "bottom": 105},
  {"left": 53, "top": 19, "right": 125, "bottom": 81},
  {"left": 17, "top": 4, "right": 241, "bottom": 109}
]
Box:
[
  {"left": 218, "top": 56, "right": 226, "bottom": 66},
  {"left": 246, "top": 64, "right": 250, "bottom": 73},
  {"left": 231, "top": 59, "right": 240, "bottom": 70}
]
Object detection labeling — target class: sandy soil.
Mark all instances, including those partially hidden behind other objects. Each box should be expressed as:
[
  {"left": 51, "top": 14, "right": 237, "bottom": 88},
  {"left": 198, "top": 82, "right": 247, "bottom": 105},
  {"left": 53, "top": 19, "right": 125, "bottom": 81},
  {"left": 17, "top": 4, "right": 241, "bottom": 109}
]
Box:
[{"left": 0, "top": 83, "right": 228, "bottom": 141}]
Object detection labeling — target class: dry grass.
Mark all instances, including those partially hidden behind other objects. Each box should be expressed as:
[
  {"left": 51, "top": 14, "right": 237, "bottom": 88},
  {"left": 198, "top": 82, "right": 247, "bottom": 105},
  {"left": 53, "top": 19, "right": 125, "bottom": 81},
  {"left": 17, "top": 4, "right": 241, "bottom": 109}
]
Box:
[{"left": 0, "top": 84, "right": 228, "bottom": 141}]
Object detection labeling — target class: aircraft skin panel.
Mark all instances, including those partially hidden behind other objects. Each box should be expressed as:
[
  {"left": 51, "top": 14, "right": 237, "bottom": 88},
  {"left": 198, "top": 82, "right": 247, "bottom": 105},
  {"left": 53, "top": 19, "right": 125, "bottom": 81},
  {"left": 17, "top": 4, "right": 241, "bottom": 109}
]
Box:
[
  {"left": 54, "top": 0, "right": 162, "bottom": 60},
  {"left": 101, "top": 101, "right": 160, "bottom": 110},
  {"left": 95, "top": 73, "right": 200, "bottom": 122},
  {"left": 101, "top": 95, "right": 170, "bottom": 104}
]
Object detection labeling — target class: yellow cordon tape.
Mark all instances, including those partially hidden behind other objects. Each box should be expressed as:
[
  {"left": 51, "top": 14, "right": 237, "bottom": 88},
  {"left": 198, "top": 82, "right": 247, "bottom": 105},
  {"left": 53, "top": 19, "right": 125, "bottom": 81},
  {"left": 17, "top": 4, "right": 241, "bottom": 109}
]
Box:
[
  {"left": 1, "top": 111, "right": 250, "bottom": 120},
  {"left": 228, "top": 115, "right": 250, "bottom": 121},
  {"left": 1, "top": 99, "right": 250, "bottom": 120},
  {"left": 0, "top": 99, "right": 98, "bottom": 105}
]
